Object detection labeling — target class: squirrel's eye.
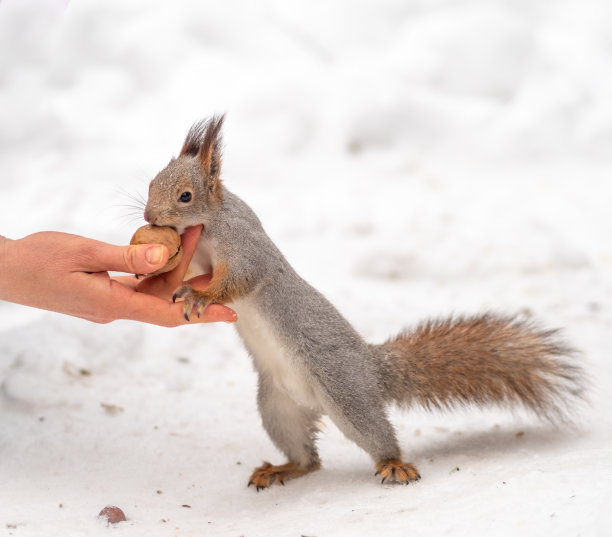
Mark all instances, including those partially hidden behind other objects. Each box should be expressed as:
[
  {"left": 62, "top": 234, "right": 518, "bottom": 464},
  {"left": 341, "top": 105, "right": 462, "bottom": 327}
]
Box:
[{"left": 179, "top": 191, "right": 192, "bottom": 203}]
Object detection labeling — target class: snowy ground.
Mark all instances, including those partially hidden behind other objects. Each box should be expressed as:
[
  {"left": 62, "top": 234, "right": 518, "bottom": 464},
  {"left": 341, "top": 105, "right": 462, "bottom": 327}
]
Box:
[{"left": 1, "top": 0, "right": 611, "bottom": 536}]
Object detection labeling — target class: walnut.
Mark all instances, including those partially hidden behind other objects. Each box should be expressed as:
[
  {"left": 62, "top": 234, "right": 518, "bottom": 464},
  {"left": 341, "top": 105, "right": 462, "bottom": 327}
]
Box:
[
  {"left": 98, "top": 505, "right": 126, "bottom": 524},
  {"left": 130, "top": 225, "right": 183, "bottom": 276}
]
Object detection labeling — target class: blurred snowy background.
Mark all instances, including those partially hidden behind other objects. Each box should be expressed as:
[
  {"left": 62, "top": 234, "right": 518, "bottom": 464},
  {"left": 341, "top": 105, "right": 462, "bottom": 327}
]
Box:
[{"left": 0, "top": 0, "right": 611, "bottom": 536}]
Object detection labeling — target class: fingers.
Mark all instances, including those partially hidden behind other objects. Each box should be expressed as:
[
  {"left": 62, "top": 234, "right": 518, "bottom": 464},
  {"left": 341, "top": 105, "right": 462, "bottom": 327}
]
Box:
[
  {"left": 150, "top": 302, "right": 237, "bottom": 326},
  {"left": 195, "top": 303, "right": 237, "bottom": 324},
  {"left": 179, "top": 225, "right": 203, "bottom": 260},
  {"left": 75, "top": 226, "right": 202, "bottom": 277},
  {"left": 117, "top": 289, "right": 237, "bottom": 326},
  {"left": 83, "top": 241, "right": 170, "bottom": 275},
  {"left": 163, "top": 225, "right": 203, "bottom": 283},
  {"left": 112, "top": 275, "right": 141, "bottom": 289},
  {"left": 186, "top": 273, "right": 213, "bottom": 289}
]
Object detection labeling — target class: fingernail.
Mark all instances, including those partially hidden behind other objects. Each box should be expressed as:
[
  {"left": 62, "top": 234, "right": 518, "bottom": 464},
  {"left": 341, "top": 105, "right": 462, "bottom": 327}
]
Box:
[{"left": 145, "top": 245, "right": 165, "bottom": 265}]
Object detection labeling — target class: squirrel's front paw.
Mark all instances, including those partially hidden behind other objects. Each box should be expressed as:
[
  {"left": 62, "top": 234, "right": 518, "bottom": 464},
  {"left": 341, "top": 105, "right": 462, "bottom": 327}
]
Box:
[
  {"left": 172, "top": 285, "right": 211, "bottom": 321},
  {"left": 375, "top": 459, "right": 421, "bottom": 485}
]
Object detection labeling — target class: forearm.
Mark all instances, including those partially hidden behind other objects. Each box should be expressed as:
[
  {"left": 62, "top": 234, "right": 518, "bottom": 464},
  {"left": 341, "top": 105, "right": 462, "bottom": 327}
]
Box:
[{"left": 0, "top": 233, "right": 69, "bottom": 309}]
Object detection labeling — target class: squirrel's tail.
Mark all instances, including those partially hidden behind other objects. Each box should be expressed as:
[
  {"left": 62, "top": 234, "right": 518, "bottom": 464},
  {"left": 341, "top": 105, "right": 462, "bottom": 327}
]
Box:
[{"left": 373, "top": 314, "right": 587, "bottom": 422}]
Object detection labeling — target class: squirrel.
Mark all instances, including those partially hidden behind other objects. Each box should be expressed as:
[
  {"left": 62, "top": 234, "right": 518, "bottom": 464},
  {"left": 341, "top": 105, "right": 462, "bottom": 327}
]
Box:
[{"left": 142, "top": 115, "right": 586, "bottom": 490}]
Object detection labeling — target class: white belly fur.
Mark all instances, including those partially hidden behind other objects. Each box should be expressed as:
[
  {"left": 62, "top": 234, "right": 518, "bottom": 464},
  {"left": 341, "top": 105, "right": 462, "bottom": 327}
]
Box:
[{"left": 232, "top": 296, "right": 320, "bottom": 411}]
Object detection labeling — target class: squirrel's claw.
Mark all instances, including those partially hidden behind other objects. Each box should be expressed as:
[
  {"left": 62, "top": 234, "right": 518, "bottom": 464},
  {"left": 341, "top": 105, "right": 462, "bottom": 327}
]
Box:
[
  {"left": 247, "top": 461, "right": 320, "bottom": 491},
  {"left": 247, "top": 479, "right": 268, "bottom": 492},
  {"left": 172, "top": 285, "right": 191, "bottom": 303},
  {"left": 375, "top": 459, "right": 421, "bottom": 485},
  {"left": 196, "top": 301, "right": 208, "bottom": 318},
  {"left": 172, "top": 284, "right": 211, "bottom": 322}
]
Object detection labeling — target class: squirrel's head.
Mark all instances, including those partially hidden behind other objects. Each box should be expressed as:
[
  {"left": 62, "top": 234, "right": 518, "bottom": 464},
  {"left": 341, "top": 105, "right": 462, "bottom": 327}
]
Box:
[{"left": 144, "top": 115, "right": 225, "bottom": 233}]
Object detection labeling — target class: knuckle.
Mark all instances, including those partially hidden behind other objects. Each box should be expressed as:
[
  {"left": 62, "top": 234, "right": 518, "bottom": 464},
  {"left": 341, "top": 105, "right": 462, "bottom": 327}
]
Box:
[{"left": 123, "top": 246, "right": 139, "bottom": 273}]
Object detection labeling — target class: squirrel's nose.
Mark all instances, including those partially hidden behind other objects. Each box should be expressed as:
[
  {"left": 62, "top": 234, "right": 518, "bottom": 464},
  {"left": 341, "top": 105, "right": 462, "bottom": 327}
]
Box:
[{"left": 144, "top": 207, "right": 154, "bottom": 224}]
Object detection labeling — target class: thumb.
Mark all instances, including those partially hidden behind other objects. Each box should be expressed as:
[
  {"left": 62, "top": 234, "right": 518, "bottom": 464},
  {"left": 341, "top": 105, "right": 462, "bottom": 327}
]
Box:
[{"left": 86, "top": 242, "right": 170, "bottom": 275}]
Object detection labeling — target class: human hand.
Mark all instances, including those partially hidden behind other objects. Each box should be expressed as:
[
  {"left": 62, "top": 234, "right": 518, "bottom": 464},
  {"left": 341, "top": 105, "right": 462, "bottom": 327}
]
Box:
[{"left": 0, "top": 226, "right": 236, "bottom": 326}]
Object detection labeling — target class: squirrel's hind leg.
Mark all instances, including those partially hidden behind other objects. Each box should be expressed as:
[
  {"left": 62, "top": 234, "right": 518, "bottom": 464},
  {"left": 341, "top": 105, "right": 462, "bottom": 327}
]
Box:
[
  {"left": 248, "top": 461, "right": 321, "bottom": 491},
  {"left": 318, "top": 374, "right": 421, "bottom": 485},
  {"left": 249, "top": 372, "right": 321, "bottom": 490}
]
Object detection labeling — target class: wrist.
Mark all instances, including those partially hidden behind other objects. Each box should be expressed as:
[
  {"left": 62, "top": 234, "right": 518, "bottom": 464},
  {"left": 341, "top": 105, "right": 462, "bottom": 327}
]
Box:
[
  {"left": 0, "top": 235, "right": 15, "bottom": 299},
  {"left": 0, "top": 234, "right": 11, "bottom": 268}
]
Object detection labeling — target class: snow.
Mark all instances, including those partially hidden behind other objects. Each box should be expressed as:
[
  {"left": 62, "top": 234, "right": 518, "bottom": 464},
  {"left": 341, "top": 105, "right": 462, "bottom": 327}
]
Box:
[{"left": 1, "top": 0, "right": 611, "bottom": 535}]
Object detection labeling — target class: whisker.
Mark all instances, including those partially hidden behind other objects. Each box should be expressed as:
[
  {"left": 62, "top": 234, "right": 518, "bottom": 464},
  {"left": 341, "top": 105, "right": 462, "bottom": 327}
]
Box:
[
  {"left": 112, "top": 203, "right": 146, "bottom": 211},
  {"left": 114, "top": 186, "right": 147, "bottom": 209},
  {"left": 111, "top": 184, "right": 149, "bottom": 230}
]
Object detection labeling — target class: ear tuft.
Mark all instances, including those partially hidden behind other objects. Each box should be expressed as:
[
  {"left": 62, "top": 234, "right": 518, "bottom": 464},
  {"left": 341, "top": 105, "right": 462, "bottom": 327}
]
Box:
[
  {"left": 179, "top": 114, "right": 225, "bottom": 157},
  {"left": 179, "top": 120, "right": 208, "bottom": 157},
  {"left": 199, "top": 114, "right": 225, "bottom": 178}
]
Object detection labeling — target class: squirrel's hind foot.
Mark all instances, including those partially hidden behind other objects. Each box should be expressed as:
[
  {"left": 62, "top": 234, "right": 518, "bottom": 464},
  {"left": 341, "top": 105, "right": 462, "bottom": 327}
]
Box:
[
  {"left": 375, "top": 459, "right": 421, "bottom": 485},
  {"left": 248, "top": 461, "right": 321, "bottom": 491}
]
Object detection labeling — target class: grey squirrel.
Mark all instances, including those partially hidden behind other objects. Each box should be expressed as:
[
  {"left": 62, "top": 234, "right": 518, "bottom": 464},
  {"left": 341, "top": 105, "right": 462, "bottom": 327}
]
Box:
[{"left": 142, "top": 115, "right": 586, "bottom": 490}]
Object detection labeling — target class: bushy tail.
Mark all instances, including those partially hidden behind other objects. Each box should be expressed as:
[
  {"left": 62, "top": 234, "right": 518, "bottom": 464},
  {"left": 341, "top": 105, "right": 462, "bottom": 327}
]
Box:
[{"left": 374, "top": 314, "right": 587, "bottom": 422}]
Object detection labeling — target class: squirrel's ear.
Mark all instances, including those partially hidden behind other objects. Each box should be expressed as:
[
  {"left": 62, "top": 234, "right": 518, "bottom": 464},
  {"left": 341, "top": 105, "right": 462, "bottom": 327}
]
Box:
[
  {"left": 179, "top": 120, "right": 207, "bottom": 157},
  {"left": 197, "top": 114, "right": 225, "bottom": 200}
]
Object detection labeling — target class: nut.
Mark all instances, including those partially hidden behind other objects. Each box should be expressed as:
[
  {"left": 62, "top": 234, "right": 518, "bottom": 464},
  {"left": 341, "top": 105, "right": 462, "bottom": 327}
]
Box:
[
  {"left": 98, "top": 505, "right": 126, "bottom": 524},
  {"left": 130, "top": 224, "right": 183, "bottom": 276}
]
